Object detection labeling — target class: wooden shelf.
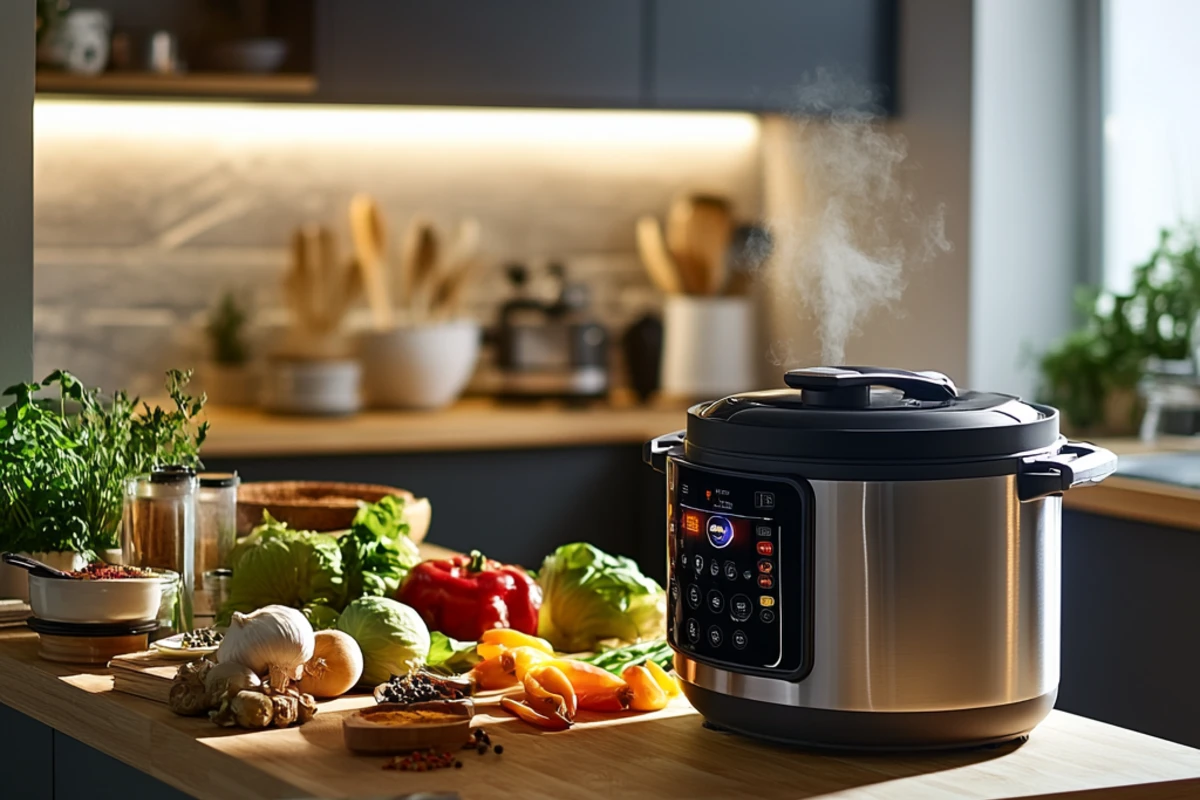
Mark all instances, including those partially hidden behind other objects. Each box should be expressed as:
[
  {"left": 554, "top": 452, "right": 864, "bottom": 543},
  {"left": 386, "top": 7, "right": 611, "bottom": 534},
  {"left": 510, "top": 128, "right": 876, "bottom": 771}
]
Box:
[{"left": 35, "top": 71, "right": 317, "bottom": 98}]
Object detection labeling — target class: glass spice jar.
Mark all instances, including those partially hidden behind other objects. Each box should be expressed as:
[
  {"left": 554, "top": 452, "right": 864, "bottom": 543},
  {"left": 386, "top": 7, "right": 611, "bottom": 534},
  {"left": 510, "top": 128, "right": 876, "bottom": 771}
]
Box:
[
  {"left": 194, "top": 472, "right": 239, "bottom": 626},
  {"left": 122, "top": 465, "right": 198, "bottom": 633}
]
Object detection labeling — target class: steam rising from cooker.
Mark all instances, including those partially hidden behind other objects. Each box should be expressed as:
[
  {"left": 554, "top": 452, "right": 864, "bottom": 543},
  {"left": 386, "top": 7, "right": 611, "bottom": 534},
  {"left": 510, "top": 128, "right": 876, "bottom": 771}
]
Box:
[{"left": 770, "top": 72, "right": 952, "bottom": 365}]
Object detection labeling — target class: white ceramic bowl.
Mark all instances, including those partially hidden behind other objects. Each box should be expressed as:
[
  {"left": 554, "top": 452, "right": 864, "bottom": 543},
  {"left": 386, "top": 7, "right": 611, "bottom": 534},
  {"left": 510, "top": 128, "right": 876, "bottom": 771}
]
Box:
[
  {"left": 28, "top": 568, "right": 174, "bottom": 624},
  {"left": 260, "top": 358, "right": 362, "bottom": 416},
  {"left": 361, "top": 320, "right": 481, "bottom": 410}
]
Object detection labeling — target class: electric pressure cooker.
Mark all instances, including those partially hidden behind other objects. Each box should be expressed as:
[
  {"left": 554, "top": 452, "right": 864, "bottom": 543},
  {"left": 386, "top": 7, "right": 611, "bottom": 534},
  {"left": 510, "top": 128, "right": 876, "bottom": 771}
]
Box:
[{"left": 643, "top": 366, "right": 1117, "bottom": 750}]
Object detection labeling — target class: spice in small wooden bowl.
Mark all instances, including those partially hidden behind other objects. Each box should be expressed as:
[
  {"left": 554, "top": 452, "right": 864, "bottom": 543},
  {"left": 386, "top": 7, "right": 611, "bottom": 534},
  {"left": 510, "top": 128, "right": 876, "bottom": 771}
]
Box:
[{"left": 343, "top": 700, "right": 474, "bottom": 755}]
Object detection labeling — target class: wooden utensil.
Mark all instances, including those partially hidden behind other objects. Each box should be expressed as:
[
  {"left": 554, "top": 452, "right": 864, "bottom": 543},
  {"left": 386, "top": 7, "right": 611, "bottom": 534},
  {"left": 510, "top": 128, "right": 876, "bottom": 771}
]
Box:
[
  {"left": 285, "top": 225, "right": 360, "bottom": 336},
  {"left": 665, "top": 194, "right": 734, "bottom": 294},
  {"left": 348, "top": 194, "right": 393, "bottom": 331},
  {"left": 636, "top": 215, "right": 684, "bottom": 295},
  {"left": 427, "top": 218, "right": 482, "bottom": 319},
  {"left": 725, "top": 224, "right": 773, "bottom": 296},
  {"left": 399, "top": 219, "right": 440, "bottom": 317}
]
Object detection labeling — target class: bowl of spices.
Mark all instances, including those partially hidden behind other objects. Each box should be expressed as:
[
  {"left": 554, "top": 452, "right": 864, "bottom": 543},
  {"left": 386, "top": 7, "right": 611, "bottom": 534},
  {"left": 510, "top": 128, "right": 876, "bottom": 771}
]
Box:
[
  {"left": 26, "top": 563, "right": 174, "bottom": 624},
  {"left": 344, "top": 700, "right": 475, "bottom": 755}
]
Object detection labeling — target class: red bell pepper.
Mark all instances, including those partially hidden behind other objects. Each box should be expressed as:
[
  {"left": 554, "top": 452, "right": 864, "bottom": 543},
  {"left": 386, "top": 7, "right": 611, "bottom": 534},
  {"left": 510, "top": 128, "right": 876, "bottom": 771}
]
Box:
[{"left": 398, "top": 550, "right": 542, "bottom": 641}]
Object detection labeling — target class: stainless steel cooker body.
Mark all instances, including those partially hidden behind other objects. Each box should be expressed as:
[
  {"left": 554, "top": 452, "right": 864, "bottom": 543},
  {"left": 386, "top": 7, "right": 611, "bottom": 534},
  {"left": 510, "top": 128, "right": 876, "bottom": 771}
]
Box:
[
  {"left": 646, "top": 367, "right": 1117, "bottom": 749},
  {"left": 675, "top": 473, "right": 1059, "bottom": 716}
]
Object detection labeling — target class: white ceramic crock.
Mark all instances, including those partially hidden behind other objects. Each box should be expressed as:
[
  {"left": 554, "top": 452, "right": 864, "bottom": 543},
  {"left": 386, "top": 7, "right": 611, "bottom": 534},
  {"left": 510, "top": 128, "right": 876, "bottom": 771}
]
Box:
[
  {"left": 0, "top": 551, "right": 86, "bottom": 602},
  {"left": 27, "top": 568, "right": 174, "bottom": 624}
]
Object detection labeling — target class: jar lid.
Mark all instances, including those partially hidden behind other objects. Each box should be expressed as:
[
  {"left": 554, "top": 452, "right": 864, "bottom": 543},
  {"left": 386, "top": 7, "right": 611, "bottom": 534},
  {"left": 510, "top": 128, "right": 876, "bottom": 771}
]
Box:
[
  {"left": 199, "top": 471, "right": 240, "bottom": 488},
  {"left": 150, "top": 465, "right": 197, "bottom": 484},
  {"left": 686, "top": 367, "right": 1059, "bottom": 465}
]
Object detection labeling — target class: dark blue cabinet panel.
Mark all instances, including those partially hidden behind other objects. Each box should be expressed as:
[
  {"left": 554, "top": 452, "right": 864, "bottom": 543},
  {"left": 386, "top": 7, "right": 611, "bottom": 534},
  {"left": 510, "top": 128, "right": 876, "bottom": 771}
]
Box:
[
  {"left": 317, "top": 0, "right": 643, "bottom": 107},
  {"left": 649, "top": 0, "right": 896, "bottom": 111}
]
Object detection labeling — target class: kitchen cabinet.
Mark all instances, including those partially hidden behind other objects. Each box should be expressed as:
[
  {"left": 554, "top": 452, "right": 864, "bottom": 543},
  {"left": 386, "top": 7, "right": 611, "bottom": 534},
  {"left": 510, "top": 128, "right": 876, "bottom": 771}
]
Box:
[
  {"left": 1059, "top": 509, "right": 1200, "bottom": 748},
  {"left": 315, "top": 0, "right": 644, "bottom": 107},
  {"left": 649, "top": 0, "right": 897, "bottom": 111}
]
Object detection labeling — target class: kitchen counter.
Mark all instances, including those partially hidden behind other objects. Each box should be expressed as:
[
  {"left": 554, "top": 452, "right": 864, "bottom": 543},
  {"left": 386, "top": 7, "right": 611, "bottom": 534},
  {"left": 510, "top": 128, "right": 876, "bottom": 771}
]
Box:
[
  {"left": 3, "top": 542, "right": 1200, "bottom": 800},
  {"left": 1062, "top": 436, "right": 1200, "bottom": 531},
  {"left": 197, "top": 399, "right": 689, "bottom": 458}
]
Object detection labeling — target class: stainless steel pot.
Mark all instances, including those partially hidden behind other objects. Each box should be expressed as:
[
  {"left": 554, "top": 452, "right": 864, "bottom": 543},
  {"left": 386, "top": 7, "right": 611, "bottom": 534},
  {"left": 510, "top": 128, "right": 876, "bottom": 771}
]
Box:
[{"left": 644, "top": 366, "right": 1117, "bottom": 750}]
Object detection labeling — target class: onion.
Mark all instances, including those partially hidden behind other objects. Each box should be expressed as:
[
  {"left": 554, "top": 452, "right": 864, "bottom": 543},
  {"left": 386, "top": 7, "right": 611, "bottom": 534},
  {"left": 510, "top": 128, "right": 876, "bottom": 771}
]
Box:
[
  {"left": 297, "top": 630, "right": 364, "bottom": 698},
  {"left": 217, "top": 605, "right": 315, "bottom": 691}
]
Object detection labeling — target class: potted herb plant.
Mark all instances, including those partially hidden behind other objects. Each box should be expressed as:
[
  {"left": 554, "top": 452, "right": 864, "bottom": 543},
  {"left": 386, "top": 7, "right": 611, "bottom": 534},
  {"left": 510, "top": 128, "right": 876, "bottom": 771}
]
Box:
[
  {"left": 1040, "top": 228, "right": 1200, "bottom": 434},
  {"left": 0, "top": 369, "right": 207, "bottom": 600},
  {"left": 201, "top": 289, "right": 256, "bottom": 407}
]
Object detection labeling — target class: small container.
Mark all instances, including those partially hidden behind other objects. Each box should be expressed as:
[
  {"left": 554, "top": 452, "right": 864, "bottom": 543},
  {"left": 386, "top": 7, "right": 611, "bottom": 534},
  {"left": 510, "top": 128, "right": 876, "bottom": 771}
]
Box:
[
  {"left": 28, "top": 568, "right": 173, "bottom": 624},
  {"left": 196, "top": 568, "right": 232, "bottom": 628},
  {"left": 122, "top": 466, "right": 198, "bottom": 632},
  {"left": 343, "top": 700, "right": 475, "bottom": 755},
  {"left": 660, "top": 294, "right": 756, "bottom": 400},
  {"left": 196, "top": 472, "right": 239, "bottom": 586}
]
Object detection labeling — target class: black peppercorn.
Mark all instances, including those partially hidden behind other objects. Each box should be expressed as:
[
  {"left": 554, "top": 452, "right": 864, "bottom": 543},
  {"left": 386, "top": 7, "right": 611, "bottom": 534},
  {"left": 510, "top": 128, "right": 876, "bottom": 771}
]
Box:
[{"left": 493, "top": 745, "right": 504, "bottom": 755}]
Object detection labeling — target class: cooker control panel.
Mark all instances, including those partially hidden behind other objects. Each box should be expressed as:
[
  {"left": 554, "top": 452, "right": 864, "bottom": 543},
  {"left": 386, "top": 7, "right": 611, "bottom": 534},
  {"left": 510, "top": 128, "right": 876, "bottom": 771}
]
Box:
[{"left": 666, "top": 460, "right": 812, "bottom": 679}]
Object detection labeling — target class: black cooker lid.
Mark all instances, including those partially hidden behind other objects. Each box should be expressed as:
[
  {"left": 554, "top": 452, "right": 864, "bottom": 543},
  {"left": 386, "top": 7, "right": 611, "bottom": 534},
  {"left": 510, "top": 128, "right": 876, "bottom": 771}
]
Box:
[{"left": 688, "top": 366, "right": 1059, "bottom": 464}]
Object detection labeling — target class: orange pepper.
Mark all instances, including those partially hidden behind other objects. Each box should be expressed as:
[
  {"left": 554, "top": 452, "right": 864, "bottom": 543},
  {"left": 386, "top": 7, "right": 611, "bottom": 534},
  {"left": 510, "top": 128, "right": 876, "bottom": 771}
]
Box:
[
  {"left": 470, "top": 654, "right": 519, "bottom": 691},
  {"left": 500, "top": 695, "right": 572, "bottom": 731},
  {"left": 480, "top": 628, "right": 554, "bottom": 654},
  {"left": 540, "top": 658, "right": 628, "bottom": 692},
  {"left": 645, "top": 661, "right": 681, "bottom": 698},
  {"left": 476, "top": 642, "right": 507, "bottom": 661},
  {"left": 525, "top": 665, "right": 577, "bottom": 719},
  {"left": 501, "top": 646, "right": 553, "bottom": 679},
  {"left": 622, "top": 665, "right": 669, "bottom": 711},
  {"left": 575, "top": 683, "right": 633, "bottom": 712}
]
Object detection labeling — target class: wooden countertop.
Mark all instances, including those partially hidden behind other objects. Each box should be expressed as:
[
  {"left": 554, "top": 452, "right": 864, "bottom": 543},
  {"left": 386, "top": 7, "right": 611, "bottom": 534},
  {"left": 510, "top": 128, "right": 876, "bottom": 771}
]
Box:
[
  {"left": 4, "top": 570, "right": 1200, "bottom": 799},
  {"left": 197, "top": 399, "right": 689, "bottom": 458},
  {"left": 1063, "top": 436, "right": 1200, "bottom": 531}
]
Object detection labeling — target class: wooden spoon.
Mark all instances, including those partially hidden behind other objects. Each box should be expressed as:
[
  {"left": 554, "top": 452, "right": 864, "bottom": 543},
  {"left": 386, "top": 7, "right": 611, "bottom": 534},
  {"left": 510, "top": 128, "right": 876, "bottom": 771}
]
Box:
[
  {"left": 636, "top": 216, "right": 684, "bottom": 295},
  {"left": 348, "top": 194, "right": 393, "bottom": 331}
]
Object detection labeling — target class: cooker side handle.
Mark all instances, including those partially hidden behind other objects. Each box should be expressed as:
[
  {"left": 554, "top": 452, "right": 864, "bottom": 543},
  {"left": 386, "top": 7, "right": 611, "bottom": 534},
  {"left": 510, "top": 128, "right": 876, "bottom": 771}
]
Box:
[
  {"left": 643, "top": 430, "right": 686, "bottom": 474},
  {"left": 1017, "top": 441, "right": 1119, "bottom": 501}
]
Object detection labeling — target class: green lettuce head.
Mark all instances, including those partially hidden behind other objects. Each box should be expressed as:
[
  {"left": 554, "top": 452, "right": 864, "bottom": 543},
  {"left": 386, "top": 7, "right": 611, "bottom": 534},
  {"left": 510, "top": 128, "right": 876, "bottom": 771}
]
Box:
[
  {"left": 536, "top": 542, "right": 666, "bottom": 652},
  {"left": 338, "top": 596, "right": 430, "bottom": 686}
]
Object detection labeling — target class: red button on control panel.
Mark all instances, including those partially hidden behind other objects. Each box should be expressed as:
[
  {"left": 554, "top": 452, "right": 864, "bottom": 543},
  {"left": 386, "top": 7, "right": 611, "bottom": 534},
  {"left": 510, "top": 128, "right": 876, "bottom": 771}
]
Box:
[
  {"left": 757, "top": 575, "right": 774, "bottom": 589},
  {"left": 758, "top": 559, "right": 773, "bottom": 574},
  {"left": 756, "top": 541, "right": 774, "bottom": 556}
]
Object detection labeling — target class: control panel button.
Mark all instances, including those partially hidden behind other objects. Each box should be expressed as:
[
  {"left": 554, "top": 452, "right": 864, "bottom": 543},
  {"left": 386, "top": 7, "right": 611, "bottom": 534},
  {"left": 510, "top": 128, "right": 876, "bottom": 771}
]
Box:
[
  {"left": 706, "top": 590, "right": 724, "bottom": 614},
  {"left": 742, "top": 570, "right": 753, "bottom": 581},
  {"left": 730, "top": 594, "right": 753, "bottom": 622},
  {"left": 756, "top": 524, "right": 773, "bottom": 538},
  {"left": 686, "top": 618, "right": 701, "bottom": 643},
  {"left": 754, "top": 491, "right": 775, "bottom": 509},
  {"left": 759, "top": 595, "right": 775, "bottom": 607},
  {"left": 732, "top": 629, "right": 748, "bottom": 650},
  {"left": 709, "top": 560, "right": 720, "bottom": 577},
  {"left": 757, "top": 575, "right": 775, "bottom": 589},
  {"left": 756, "top": 541, "right": 774, "bottom": 556},
  {"left": 723, "top": 560, "right": 738, "bottom": 581},
  {"left": 706, "top": 625, "right": 723, "bottom": 647},
  {"left": 707, "top": 515, "right": 734, "bottom": 548},
  {"left": 760, "top": 608, "right": 776, "bottom": 624},
  {"left": 758, "top": 559, "right": 773, "bottom": 574},
  {"left": 692, "top": 554, "right": 704, "bottom": 573},
  {"left": 686, "top": 584, "right": 702, "bottom": 610}
]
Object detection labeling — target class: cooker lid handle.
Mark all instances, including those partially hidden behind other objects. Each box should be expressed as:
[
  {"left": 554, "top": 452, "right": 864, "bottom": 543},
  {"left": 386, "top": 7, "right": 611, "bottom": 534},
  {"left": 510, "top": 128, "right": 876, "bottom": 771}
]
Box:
[
  {"left": 784, "top": 366, "right": 958, "bottom": 408},
  {"left": 1018, "top": 440, "right": 1119, "bottom": 501},
  {"left": 643, "top": 430, "right": 685, "bottom": 474}
]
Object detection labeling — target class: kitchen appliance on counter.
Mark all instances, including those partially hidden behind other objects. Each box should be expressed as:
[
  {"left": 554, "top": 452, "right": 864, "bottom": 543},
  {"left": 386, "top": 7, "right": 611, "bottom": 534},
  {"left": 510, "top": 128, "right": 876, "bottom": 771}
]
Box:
[
  {"left": 644, "top": 366, "right": 1117, "bottom": 750},
  {"left": 488, "top": 263, "right": 609, "bottom": 401}
]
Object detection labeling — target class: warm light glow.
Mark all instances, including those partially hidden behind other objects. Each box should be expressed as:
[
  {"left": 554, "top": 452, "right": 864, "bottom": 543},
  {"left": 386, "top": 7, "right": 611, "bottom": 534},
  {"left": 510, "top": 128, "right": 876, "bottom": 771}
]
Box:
[{"left": 33, "top": 99, "right": 759, "bottom": 148}]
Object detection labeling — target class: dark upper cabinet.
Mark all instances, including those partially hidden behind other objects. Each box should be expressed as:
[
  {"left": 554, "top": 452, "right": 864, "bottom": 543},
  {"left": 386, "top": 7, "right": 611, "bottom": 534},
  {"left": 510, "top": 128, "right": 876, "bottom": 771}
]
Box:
[
  {"left": 316, "top": 0, "right": 644, "bottom": 107},
  {"left": 648, "top": 0, "right": 896, "bottom": 111}
]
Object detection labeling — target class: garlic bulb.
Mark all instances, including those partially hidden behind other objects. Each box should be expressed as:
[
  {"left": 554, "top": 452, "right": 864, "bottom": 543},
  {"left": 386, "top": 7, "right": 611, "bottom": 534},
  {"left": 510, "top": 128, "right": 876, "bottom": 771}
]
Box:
[{"left": 217, "top": 605, "right": 315, "bottom": 691}]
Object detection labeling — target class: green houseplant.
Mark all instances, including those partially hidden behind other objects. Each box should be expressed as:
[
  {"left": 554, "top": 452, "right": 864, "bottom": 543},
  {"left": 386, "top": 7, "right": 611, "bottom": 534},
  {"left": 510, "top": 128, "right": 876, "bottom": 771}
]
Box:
[
  {"left": 0, "top": 369, "right": 208, "bottom": 560},
  {"left": 203, "top": 290, "right": 256, "bottom": 407},
  {"left": 1040, "top": 228, "right": 1200, "bottom": 432}
]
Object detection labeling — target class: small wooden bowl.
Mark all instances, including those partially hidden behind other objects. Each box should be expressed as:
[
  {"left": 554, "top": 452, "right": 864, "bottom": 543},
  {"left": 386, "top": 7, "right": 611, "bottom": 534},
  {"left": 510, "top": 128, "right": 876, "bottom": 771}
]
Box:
[
  {"left": 343, "top": 700, "right": 475, "bottom": 755},
  {"left": 237, "top": 481, "right": 430, "bottom": 540}
]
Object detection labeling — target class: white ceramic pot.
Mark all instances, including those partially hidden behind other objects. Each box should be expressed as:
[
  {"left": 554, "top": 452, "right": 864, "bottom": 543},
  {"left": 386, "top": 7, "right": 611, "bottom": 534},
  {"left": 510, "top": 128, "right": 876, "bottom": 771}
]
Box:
[
  {"left": 260, "top": 358, "right": 362, "bottom": 416},
  {"left": 0, "top": 551, "right": 86, "bottom": 603},
  {"left": 660, "top": 295, "right": 756, "bottom": 400},
  {"left": 361, "top": 320, "right": 481, "bottom": 410},
  {"left": 28, "top": 568, "right": 174, "bottom": 624}
]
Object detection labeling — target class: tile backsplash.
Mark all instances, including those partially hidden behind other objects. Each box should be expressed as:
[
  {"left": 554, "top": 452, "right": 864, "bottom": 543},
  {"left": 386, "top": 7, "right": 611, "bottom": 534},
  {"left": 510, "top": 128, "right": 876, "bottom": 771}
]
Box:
[{"left": 34, "top": 101, "right": 761, "bottom": 395}]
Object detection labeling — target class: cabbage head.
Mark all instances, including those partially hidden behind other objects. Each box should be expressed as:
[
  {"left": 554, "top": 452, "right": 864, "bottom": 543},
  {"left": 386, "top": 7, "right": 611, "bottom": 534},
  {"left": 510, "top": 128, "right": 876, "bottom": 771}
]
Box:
[
  {"left": 338, "top": 596, "right": 430, "bottom": 685},
  {"left": 536, "top": 543, "right": 666, "bottom": 652}
]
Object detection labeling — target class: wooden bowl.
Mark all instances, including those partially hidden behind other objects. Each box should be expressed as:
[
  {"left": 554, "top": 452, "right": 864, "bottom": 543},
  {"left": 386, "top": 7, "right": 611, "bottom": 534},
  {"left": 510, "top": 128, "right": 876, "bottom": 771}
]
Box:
[
  {"left": 343, "top": 700, "right": 474, "bottom": 755},
  {"left": 236, "top": 481, "right": 430, "bottom": 541}
]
